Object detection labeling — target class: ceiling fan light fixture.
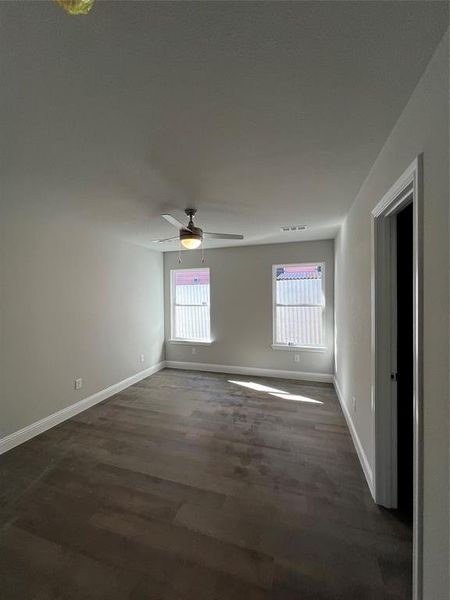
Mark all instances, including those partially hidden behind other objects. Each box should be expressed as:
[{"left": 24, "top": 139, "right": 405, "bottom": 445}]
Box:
[
  {"left": 181, "top": 237, "right": 202, "bottom": 250},
  {"left": 180, "top": 228, "right": 202, "bottom": 250},
  {"left": 55, "top": 0, "right": 95, "bottom": 15}
]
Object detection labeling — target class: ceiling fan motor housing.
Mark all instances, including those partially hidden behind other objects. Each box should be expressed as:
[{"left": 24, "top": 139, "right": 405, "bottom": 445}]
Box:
[{"left": 180, "top": 225, "right": 203, "bottom": 243}]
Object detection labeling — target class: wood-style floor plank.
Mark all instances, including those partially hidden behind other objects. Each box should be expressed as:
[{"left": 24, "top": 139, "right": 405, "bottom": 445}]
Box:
[{"left": 0, "top": 368, "right": 412, "bottom": 599}]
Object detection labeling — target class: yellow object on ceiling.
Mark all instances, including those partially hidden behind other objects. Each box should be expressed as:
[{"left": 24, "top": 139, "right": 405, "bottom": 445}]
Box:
[{"left": 55, "top": 0, "right": 95, "bottom": 15}]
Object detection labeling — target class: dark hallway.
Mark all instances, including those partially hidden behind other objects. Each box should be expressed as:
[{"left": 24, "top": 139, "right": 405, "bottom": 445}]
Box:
[{"left": 396, "top": 201, "right": 414, "bottom": 525}]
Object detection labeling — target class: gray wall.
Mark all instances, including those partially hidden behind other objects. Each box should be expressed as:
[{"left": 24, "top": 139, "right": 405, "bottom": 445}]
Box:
[
  {"left": 335, "top": 32, "right": 449, "bottom": 598},
  {"left": 0, "top": 0, "right": 168, "bottom": 441},
  {"left": 0, "top": 205, "right": 165, "bottom": 439},
  {"left": 164, "top": 241, "right": 334, "bottom": 376}
]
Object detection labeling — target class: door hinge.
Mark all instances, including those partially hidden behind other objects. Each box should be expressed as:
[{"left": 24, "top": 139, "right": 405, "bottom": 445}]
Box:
[{"left": 390, "top": 372, "right": 398, "bottom": 382}]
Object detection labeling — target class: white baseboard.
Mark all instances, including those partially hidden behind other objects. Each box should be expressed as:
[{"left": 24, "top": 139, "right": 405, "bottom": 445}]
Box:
[
  {"left": 333, "top": 376, "right": 375, "bottom": 499},
  {"left": 0, "top": 361, "right": 165, "bottom": 456},
  {"left": 165, "top": 360, "right": 333, "bottom": 383}
]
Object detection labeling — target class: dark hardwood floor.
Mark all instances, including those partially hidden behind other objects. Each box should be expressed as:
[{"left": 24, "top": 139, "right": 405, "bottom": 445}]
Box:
[{"left": 0, "top": 369, "right": 411, "bottom": 599}]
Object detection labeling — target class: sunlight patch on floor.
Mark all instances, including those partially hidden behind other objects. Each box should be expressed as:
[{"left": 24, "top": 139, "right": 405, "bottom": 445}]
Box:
[
  {"left": 228, "top": 380, "right": 322, "bottom": 404},
  {"left": 269, "top": 392, "right": 323, "bottom": 404},
  {"left": 228, "top": 380, "right": 286, "bottom": 394}
]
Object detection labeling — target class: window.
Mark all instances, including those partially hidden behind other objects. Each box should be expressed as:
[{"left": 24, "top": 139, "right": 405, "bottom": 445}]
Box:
[
  {"left": 171, "top": 268, "right": 211, "bottom": 342},
  {"left": 273, "top": 263, "right": 325, "bottom": 348}
]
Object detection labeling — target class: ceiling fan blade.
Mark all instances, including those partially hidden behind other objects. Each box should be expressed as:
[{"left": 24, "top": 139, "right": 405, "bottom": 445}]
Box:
[
  {"left": 161, "top": 213, "right": 192, "bottom": 231},
  {"left": 152, "top": 236, "right": 179, "bottom": 243},
  {"left": 204, "top": 232, "right": 244, "bottom": 240}
]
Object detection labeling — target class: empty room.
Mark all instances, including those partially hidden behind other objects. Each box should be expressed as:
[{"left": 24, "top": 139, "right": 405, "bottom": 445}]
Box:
[{"left": 0, "top": 1, "right": 449, "bottom": 599}]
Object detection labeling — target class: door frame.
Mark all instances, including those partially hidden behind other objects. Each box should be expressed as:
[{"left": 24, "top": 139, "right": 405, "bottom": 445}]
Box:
[{"left": 371, "top": 155, "right": 423, "bottom": 599}]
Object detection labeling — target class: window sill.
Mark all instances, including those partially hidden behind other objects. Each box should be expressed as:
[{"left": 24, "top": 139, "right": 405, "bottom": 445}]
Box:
[
  {"left": 271, "top": 344, "right": 327, "bottom": 353},
  {"left": 168, "top": 339, "right": 213, "bottom": 346}
]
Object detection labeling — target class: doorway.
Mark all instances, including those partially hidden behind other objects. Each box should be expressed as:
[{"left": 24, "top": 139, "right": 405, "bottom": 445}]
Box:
[{"left": 372, "top": 156, "right": 423, "bottom": 599}]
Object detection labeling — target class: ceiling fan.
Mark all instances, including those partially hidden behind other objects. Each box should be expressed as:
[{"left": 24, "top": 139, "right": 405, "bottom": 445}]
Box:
[{"left": 153, "top": 209, "right": 244, "bottom": 249}]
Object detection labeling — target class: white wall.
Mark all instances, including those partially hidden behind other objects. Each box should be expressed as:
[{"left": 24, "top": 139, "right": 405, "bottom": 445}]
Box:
[
  {"left": 0, "top": 204, "right": 165, "bottom": 439},
  {"left": 335, "top": 32, "right": 449, "bottom": 598},
  {"left": 164, "top": 240, "right": 334, "bottom": 378}
]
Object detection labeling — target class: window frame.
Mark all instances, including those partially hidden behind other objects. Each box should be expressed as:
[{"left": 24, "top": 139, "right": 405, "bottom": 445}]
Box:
[
  {"left": 271, "top": 262, "right": 326, "bottom": 351},
  {"left": 170, "top": 267, "right": 212, "bottom": 344}
]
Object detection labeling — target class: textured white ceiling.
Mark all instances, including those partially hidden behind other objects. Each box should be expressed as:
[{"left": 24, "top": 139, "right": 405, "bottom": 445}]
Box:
[{"left": 1, "top": 1, "right": 448, "bottom": 250}]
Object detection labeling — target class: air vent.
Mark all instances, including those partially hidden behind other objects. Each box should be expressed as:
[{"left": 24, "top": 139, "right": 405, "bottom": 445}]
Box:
[{"left": 280, "top": 225, "right": 308, "bottom": 232}]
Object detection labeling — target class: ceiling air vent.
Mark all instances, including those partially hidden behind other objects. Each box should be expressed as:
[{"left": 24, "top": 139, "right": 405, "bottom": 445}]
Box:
[{"left": 280, "top": 225, "right": 308, "bottom": 232}]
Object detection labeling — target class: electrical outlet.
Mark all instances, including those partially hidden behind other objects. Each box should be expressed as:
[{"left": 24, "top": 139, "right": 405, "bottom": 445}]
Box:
[
  {"left": 74, "top": 378, "right": 83, "bottom": 391},
  {"left": 352, "top": 396, "right": 356, "bottom": 412},
  {"left": 192, "top": 347, "right": 197, "bottom": 355},
  {"left": 139, "top": 354, "right": 145, "bottom": 363},
  {"left": 294, "top": 354, "right": 300, "bottom": 363}
]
